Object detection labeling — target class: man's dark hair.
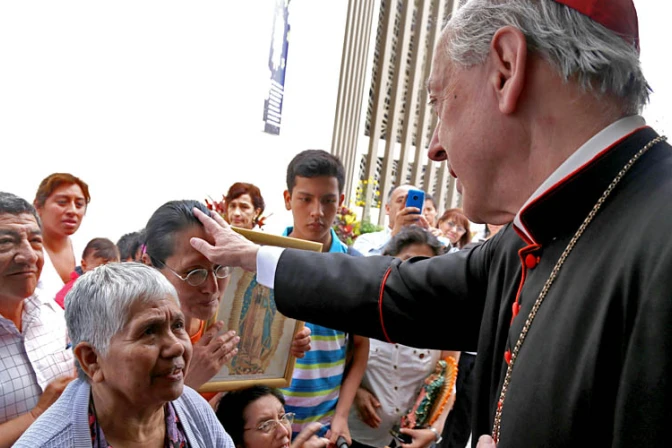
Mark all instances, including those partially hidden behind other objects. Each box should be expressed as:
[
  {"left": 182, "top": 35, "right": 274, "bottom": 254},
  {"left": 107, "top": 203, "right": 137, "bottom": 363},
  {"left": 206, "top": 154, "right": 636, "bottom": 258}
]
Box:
[
  {"left": 83, "top": 238, "right": 120, "bottom": 261},
  {"left": 386, "top": 184, "right": 419, "bottom": 203},
  {"left": 144, "top": 200, "right": 212, "bottom": 267},
  {"left": 383, "top": 226, "right": 443, "bottom": 257},
  {"left": 116, "top": 231, "right": 141, "bottom": 261},
  {"left": 286, "top": 150, "right": 346, "bottom": 194},
  {"left": 0, "top": 192, "right": 42, "bottom": 227},
  {"left": 216, "top": 386, "right": 286, "bottom": 446}
]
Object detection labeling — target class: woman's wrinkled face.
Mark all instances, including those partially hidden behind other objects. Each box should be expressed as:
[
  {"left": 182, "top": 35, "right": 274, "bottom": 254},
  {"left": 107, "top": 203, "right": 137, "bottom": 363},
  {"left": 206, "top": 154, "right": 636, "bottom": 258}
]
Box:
[
  {"left": 242, "top": 395, "right": 292, "bottom": 448},
  {"left": 95, "top": 296, "right": 192, "bottom": 407},
  {"left": 37, "top": 183, "right": 87, "bottom": 237},
  {"left": 227, "top": 194, "right": 260, "bottom": 230},
  {"left": 160, "top": 225, "right": 229, "bottom": 321}
]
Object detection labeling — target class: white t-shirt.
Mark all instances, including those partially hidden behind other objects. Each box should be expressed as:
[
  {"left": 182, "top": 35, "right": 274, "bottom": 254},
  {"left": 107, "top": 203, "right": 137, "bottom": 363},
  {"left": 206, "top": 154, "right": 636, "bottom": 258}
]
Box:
[
  {"left": 37, "top": 238, "right": 84, "bottom": 304},
  {"left": 348, "top": 339, "right": 442, "bottom": 447}
]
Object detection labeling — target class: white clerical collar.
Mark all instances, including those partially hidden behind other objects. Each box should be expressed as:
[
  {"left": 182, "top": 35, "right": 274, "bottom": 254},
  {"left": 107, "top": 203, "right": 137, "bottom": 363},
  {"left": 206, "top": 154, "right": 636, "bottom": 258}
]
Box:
[{"left": 513, "top": 115, "right": 647, "bottom": 243}]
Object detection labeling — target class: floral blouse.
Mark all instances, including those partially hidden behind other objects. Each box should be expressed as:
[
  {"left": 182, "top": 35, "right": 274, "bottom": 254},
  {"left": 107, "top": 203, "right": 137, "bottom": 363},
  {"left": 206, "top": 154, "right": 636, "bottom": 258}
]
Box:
[{"left": 88, "top": 397, "right": 189, "bottom": 447}]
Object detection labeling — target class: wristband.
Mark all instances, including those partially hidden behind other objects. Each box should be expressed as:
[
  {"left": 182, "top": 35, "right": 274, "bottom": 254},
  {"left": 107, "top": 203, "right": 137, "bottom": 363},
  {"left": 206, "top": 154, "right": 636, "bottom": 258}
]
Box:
[{"left": 429, "top": 427, "right": 443, "bottom": 444}]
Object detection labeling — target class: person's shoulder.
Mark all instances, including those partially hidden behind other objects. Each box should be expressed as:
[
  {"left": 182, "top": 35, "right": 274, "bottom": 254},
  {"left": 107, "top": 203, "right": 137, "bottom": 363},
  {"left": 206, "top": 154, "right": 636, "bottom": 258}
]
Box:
[
  {"left": 175, "top": 387, "right": 222, "bottom": 425},
  {"left": 13, "top": 381, "right": 84, "bottom": 447},
  {"left": 352, "top": 230, "right": 386, "bottom": 252},
  {"left": 357, "top": 230, "right": 385, "bottom": 241},
  {"left": 177, "top": 385, "right": 212, "bottom": 409},
  {"left": 176, "top": 387, "right": 233, "bottom": 447},
  {"left": 13, "top": 426, "right": 74, "bottom": 448},
  {"left": 347, "top": 246, "right": 363, "bottom": 257},
  {"left": 303, "top": 323, "right": 346, "bottom": 345},
  {"left": 32, "top": 288, "right": 67, "bottom": 323}
]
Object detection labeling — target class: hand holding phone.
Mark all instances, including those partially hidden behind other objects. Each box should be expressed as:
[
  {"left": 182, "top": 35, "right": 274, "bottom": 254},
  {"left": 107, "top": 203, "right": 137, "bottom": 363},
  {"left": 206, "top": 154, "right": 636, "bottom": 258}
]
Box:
[
  {"left": 405, "top": 189, "right": 425, "bottom": 214},
  {"left": 389, "top": 424, "right": 413, "bottom": 445}
]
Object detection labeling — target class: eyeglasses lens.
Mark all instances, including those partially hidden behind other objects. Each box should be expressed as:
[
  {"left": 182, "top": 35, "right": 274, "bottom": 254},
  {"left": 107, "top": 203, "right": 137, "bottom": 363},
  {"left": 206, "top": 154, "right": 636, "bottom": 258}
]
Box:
[{"left": 185, "top": 270, "right": 208, "bottom": 286}]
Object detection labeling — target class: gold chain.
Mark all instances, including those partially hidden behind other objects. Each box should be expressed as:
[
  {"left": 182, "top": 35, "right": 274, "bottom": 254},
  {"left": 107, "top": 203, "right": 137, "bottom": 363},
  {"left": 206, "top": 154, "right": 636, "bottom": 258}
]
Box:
[{"left": 492, "top": 135, "right": 667, "bottom": 443}]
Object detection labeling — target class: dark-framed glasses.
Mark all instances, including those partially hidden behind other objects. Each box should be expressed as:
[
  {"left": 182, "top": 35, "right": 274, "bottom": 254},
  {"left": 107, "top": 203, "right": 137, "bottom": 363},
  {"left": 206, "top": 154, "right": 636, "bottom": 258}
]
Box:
[
  {"left": 162, "top": 263, "right": 231, "bottom": 286},
  {"left": 245, "top": 412, "right": 295, "bottom": 434}
]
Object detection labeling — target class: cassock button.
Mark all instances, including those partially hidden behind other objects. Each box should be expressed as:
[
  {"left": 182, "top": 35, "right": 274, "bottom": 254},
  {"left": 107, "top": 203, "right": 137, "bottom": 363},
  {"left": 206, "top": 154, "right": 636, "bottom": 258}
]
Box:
[
  {"left": 511, "top": 301, "right": 520, "bottom": 318},
  {"left": 524, "top": 253, "right": 540, "bottom": 269},
  {"left": 504, "top": 350, "right": 512, "bottom": 365}
]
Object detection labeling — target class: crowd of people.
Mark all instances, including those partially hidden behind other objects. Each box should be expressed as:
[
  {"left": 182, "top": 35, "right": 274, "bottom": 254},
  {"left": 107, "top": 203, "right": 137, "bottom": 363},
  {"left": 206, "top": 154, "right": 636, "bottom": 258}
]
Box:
[
  {"left": 0, "top": 151, "right": 476, "bottom": 448},
  {"left": 2, "top": 0, "right": 669, "bottom": 447}
]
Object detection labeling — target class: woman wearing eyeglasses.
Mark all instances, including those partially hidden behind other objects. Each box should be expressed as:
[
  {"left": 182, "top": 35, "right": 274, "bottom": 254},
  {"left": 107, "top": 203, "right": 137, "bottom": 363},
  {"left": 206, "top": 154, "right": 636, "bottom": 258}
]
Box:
[
  {"left": 143, "top": 200, "right": 311, "bottom": 392},
  {"left": 437, "top": 209, "right": 472, "bottom": 250},
  {"left": 217, "top": 386, "right": 329, "bottom": 448}
]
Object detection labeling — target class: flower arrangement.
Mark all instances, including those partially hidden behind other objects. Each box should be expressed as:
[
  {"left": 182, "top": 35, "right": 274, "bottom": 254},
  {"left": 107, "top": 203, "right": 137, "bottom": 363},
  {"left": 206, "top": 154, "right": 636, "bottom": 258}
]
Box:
[
  {"left": 204, "top": 196, "right": 226, "bottom": 215},
  {"left": 333, "top": 206, "right": 358, "bottom": 246},
  {"left": 333, "top": 205, "right": 384, "bottom": 246},
  {"left": 355, "top": 178, "right": 382, "bottom": 208}
]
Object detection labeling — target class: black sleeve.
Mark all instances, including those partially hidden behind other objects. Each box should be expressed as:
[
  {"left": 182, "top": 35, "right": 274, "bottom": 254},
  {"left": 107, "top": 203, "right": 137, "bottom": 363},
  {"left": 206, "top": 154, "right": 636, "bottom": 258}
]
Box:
[{"left": 273, "top": 240, "right": 495, "bottom": 351}]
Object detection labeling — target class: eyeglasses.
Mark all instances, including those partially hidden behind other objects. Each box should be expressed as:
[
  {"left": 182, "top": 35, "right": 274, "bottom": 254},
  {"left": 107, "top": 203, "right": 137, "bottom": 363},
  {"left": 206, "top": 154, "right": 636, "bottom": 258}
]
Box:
[
  {"left": 444, "top": 221, "right": 466, "bottom": 234},
  {"left": 161, "top": 263, "right": 231, "bottom": 286},
  {"left": 245, "top": 412, "right": 295, "bottom": 434}
]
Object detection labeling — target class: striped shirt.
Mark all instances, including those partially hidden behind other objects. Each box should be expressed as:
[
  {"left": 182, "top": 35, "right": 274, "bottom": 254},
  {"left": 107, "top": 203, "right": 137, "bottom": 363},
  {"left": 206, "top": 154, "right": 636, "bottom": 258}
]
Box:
[{"left": 280, "top": 227, "right": 350, "bottom": 436}]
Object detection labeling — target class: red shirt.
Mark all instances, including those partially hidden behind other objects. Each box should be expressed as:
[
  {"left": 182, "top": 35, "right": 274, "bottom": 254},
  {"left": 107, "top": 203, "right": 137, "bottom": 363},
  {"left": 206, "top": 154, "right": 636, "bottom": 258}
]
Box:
[{"left": 54, "top": 271, "right": 81, "bottom": 309}]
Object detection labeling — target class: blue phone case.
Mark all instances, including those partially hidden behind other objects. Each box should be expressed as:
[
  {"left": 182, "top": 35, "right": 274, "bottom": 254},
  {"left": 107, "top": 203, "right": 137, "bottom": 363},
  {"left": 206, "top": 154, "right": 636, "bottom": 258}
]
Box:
[{"left": 405, "top": 189, "right": 425, "bottom": 213}]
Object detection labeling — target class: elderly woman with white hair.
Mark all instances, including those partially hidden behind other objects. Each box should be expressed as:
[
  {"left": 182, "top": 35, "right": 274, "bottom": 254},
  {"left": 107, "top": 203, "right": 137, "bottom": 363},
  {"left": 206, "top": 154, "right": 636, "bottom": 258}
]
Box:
[{"left": 14, "top": 262, "right": 233, "bottom": 447}]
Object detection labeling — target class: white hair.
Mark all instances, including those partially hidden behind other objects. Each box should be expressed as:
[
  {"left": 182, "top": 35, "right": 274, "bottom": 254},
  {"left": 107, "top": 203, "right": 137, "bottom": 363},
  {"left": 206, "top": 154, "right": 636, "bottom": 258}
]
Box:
[
  {"left": 65, "top": 262, "right": 180, "bottom": 380},
  {"left": 441, "top": 0, "right": 649, "bottom": 114}
]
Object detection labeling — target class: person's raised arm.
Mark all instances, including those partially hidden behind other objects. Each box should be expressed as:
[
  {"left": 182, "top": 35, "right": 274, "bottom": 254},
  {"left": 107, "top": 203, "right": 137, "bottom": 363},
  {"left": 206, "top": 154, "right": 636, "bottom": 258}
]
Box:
[
  {"left": 271, "top": 246, "right": 489, "bottom": 351},
  {"left": 192, "top": 206, "right": 498, "bottom": 351}
]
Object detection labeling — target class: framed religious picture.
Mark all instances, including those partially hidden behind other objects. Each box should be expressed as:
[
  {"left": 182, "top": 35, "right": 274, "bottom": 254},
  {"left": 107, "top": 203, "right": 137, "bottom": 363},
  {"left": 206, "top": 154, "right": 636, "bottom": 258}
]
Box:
[{"left": 199, "top": 228, "right": 322, "bottom": 393}]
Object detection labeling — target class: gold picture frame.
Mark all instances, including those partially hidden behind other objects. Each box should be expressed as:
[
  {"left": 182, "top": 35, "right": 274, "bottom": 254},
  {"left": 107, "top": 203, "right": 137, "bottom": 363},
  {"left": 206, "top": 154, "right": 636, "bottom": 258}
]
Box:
[{"left": 199, "top": 227, "right": 322, "bottom": 393}]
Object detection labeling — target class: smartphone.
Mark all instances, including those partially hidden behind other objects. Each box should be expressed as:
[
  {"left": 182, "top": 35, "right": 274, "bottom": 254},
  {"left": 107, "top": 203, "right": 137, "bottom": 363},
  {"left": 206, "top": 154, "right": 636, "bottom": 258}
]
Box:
[
  {"left": 404, "top": 188, "right": 425, "bottom": 214},
  {"left": 389, "top": 426, "right": 412, "bottom": 445}
]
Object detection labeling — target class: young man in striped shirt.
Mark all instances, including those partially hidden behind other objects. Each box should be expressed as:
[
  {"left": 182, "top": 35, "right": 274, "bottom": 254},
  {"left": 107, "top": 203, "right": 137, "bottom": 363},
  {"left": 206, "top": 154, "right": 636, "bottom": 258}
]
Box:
[{"left": 279, "top": 150, "right": 369, "bottom": 446}]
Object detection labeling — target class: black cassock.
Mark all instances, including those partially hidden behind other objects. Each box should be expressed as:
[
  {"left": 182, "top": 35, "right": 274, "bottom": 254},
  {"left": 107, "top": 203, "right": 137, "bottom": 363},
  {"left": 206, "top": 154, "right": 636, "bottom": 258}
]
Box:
[{"left": 272, "top": 127, "right": 672, "bottom": 447}]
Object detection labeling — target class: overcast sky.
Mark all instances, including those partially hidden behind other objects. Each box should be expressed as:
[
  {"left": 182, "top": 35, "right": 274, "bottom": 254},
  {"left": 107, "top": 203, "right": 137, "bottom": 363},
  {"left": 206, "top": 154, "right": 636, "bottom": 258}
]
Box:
[{"left": 636, "top": 0, "right": 669, "bottom": 134}]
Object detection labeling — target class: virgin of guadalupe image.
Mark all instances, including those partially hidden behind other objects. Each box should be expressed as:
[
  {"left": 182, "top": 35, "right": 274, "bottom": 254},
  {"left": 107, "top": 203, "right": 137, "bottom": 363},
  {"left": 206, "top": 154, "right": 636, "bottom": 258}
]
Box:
[{"left": 228, "top": 271, "right": 287, "bottom": 375}]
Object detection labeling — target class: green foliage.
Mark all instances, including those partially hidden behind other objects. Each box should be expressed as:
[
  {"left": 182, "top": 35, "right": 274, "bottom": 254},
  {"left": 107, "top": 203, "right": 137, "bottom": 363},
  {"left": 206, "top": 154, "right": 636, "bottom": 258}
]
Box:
[{"left": 359, "top": 220, "right": 384, "bottom": 235}]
